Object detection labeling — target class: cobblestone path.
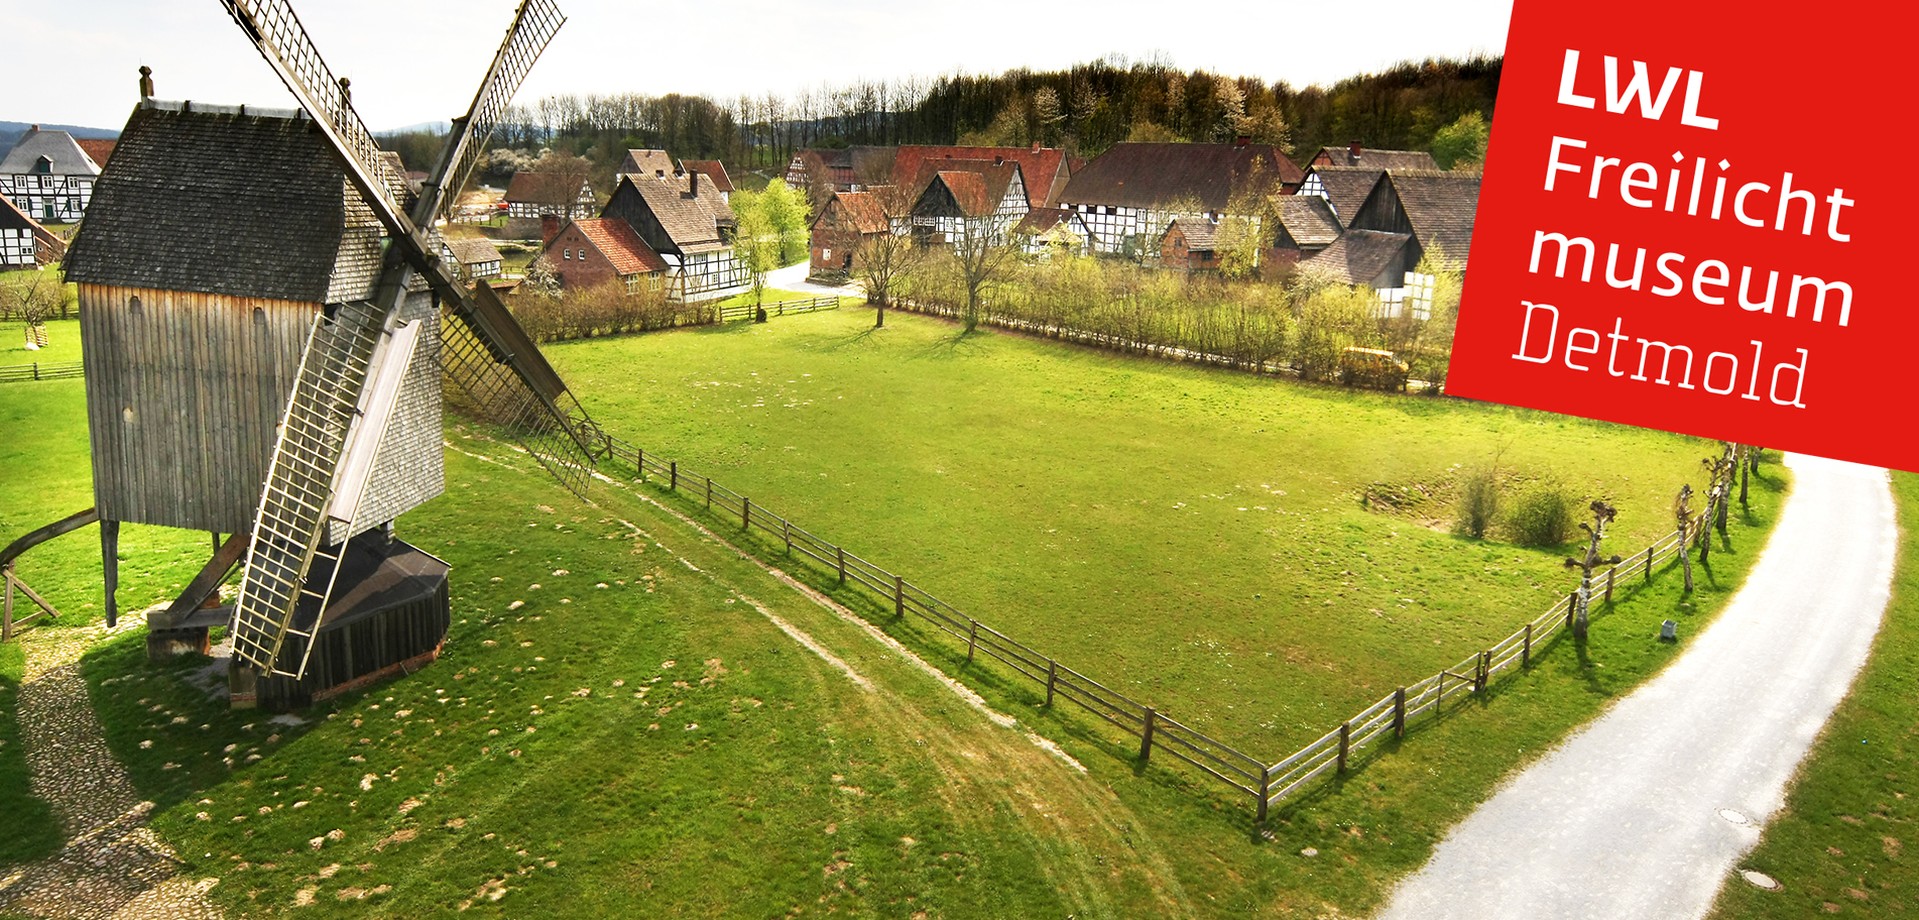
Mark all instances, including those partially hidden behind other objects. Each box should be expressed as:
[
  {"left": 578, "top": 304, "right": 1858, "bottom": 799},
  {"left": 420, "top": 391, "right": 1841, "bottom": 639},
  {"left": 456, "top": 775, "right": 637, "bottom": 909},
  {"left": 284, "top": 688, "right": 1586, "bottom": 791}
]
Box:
[{"left": 0, "top": 625, "right": 222, "bottom": 920}]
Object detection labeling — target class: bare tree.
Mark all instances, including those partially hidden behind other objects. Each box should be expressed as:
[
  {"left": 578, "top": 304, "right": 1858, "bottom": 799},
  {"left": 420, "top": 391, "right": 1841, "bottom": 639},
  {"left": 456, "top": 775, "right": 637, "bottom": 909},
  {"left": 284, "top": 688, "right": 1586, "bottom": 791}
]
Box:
[
  {"left": 852, "top": 186, "right": 922, "bottom": 328},
  {"left": 948, "top": 216, "right": 1023, "bottom": 332}
]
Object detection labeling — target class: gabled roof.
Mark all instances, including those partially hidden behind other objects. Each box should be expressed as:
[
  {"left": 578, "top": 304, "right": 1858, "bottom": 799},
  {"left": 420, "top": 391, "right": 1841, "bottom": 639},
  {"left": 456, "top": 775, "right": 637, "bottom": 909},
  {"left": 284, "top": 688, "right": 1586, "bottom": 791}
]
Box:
[
  {"left": 1061, "top": 142, "right": 1304, "bottom": 211},
  {"left": 445, "top": 237, "right": 504, "bottom": 267},
  {"left": 613, "top": 172, "right": 733, "bottom": 250},
  {"left": 1302, "top": 167, "right": 1385, "bottom": 225},
  {"left": 679, "top": 159, "right": 734, "bottom": 194},
  {"left": 908, "top": 159, "right": 1023, "bottom": 219},
  {"left": 64, "top": 104, "right": 359, "bottom": 302},
  {"left": 1314, "top": 145, "right": 1439, "bottom": 171},
  {"left": 1165, "top": 218, "right": 1218, "bottom": 251},
  {"left": 1015, "top": 207, "right": 1084, "bottom": 236},
  {"left": 1383, "top": 170, "right": 1481, "bottom": 269},
  {"left": 815, "top": 190, "right": 891, "bottom": 234},
  {"left": 571, "top": 217, "right": 667, "bottom": 275},
  {"left": 1302, "top": 229, "right": 1412, "bottom": 285},
  {"left": 0, "top": 193, "right": 66, "bottom": 258},
  {"left": 1276, "top": 196, "right": 1342, "bottom": 248},
  {"left": 794, "top": 147, "right": 896, "bottom": 188},
  {"left": 76, "top": 138, "right": 118, "bottom": 169},
  {"left": 619, "top": 149, "right": 676, "bottom": 179},
  {"left": 0, "top": 128, "right": 101, "bottom": 177},
  {"left": 891, "top": 145, "right": 1069, "bottom": 208},
  {"left": 505, "top": 170, "right": 590, "bottom": 205}
]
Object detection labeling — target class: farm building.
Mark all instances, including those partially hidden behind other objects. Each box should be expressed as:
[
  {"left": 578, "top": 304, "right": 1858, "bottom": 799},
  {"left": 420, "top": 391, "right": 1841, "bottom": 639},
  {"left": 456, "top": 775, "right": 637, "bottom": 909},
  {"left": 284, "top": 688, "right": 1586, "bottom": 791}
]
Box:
[
  {"left": 61, "top": 100, "right": 449, "bottom": 697},
  {"left": 541, "top": 217, "right": 667, "bottom": 293},
  {"left": 1301, "top": 170, "right": 1479, "bottom": 317},
  {"left": 1015, "top": 207, "right": 1095, "bottom": 257},
  {"left": 1308, "top": 142, "right": 1439, "bottom": 171},
  {"left": 444, "top": 237, "right": 505, "bottom": 280},
  {"left": 679, "top": 159, "right": 734, "bottom": 203},
  {"left": 1301, "top": 228, "right": 1416, "bottom": 290},
  {"left": 1160, "top": 219, "right": 1220, "bottom": 272},
  {"left": 900, "top": 159, "right": 1028, "bottom": 251},
  {"left": 809, "top": 189, "right": 894, "bottom": 274},
  {"left": 1055, "top": 140, "right": 1303, "bottom": 256},
  {"left": 785, "top": 146, "right": 895, "bottom": 192},
  {"left": 617, "top": 148, "right": 676, "bottom": 182},
  {"left": 0, "top": 193, "right": 66, "bottom": 268},
  {"left": 0, "top": 126, "right": 103, "bottom": 223},
  {"left": 890, "top": 145, "right": 1072, "bottom": 209},
  {"left": 1297, "top": 166, "right": 1387, "bottom": 227},
  {"left": 504, "top": 169, "right": 594, "bottom": 236},
  {"left": 1267, "top": 195, "right": 1343, "bottom": 271},
  {"left": 602, "top": 170, "right": 747, "bottom": 302}
]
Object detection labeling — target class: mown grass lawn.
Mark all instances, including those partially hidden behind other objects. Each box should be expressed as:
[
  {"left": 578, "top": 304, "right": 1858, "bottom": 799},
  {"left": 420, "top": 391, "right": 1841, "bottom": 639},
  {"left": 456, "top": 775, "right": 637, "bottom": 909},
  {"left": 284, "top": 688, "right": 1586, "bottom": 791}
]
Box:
[
  {"left": 547, "top": 306, "right": 1772, "bottom": 755},
  {"left": 1707, "top": 471, "right": 1918, "bottom": 920},
  {"left": 0, "top": 316, "right": 82, "bottom": 366}
]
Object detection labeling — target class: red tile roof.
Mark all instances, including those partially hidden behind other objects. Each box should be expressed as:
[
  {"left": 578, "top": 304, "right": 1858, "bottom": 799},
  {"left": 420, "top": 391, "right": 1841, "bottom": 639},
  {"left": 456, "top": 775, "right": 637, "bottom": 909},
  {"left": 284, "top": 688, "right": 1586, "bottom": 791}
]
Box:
[
  {"left": 891, "top": 145, "right": 1070, "bottom": 208},
  {"left": 76, "top": 138, "right": 117, "bottom": 169},
  {"left": 818, "top": 191, "right": 891, "bottom": 234},
  {"left": 679, "top": 159, "right": 734, "bottom": 194},
  {"left": 573, "top": 217, "right": 667, "bottom": 274}
]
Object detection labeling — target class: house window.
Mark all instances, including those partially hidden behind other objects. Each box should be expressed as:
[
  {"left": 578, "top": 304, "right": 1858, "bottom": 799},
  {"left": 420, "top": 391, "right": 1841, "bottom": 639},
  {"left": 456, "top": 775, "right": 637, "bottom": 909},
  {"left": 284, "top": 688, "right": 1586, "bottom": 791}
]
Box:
[{"left": 562, "top": 248, "right": 571, "bottom": 260}]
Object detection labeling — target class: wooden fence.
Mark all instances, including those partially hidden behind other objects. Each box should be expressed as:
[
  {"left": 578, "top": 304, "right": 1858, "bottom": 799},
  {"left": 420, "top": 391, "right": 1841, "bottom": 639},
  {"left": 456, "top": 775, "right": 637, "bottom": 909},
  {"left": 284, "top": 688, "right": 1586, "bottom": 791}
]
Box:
[
  {"left": 893, "top": 298, "right": 1290, "bottom": 376},
  {"left": 0, "top": 361, "right": 83, "bottom": 384},
  {"left": 588, "top": 424, "right": 1736, "bottom": 823},
  {"left": 715, "top": 295, "right": 841, "bottom": 325},
  {"left": 2, "top": 563, "right": 62, "bottom": 641}
]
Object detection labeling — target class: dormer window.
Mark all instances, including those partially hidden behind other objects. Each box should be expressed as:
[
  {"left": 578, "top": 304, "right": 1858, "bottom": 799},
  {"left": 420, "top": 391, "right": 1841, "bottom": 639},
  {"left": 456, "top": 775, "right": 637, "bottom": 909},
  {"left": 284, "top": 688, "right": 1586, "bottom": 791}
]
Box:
[{"left": 31, "top": 156, "right": 52, "bottom": 174}]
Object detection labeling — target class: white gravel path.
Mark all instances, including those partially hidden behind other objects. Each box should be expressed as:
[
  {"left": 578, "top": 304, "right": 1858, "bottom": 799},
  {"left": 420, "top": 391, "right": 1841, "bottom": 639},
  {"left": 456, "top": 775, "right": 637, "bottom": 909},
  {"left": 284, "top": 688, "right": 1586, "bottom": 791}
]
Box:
[{"left": 1377, "top": 454, "right": 1898, "bottom": 920}]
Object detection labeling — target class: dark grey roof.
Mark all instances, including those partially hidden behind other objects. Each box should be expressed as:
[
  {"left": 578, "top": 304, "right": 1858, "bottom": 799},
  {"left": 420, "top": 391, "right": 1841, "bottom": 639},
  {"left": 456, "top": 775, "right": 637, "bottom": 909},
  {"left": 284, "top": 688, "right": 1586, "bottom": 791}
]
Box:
[
  {"left": 615, "top": 172, "right": 734, "bottom": 249},
  {"left": 1276, "top": 196, "right": 1342, "bottom": 247},
  {"left": 64, "top": 104, "right": 355, "bottom": 302},
  {"left": 1315, "top": 146, "right": 1439, "bottom": 171},
  {"left": 445, "top": 237, "right": 503, "bottom": 266},
  {"left": 1304, "top": 167, "right": 1385, "bottom": 225},
  {"left": 1302, "top": 229, "right": 1412, "bottom": 285},
  {"left": 1, "top": 128, "right": 101, "bottom": 176},
  {"left": 1386, "top": 170, "right": 1481, "bottom": 269},
  {"left": 1060, "top": 142, "right": 1304, "bottom": 211}
]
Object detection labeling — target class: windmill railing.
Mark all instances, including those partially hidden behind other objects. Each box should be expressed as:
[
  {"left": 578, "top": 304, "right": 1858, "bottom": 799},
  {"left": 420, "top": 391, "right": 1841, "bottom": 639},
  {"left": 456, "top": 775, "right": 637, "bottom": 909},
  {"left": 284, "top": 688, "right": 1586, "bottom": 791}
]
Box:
[{"left": 580, "top": 425, "right": 1744, "bottom": 823}]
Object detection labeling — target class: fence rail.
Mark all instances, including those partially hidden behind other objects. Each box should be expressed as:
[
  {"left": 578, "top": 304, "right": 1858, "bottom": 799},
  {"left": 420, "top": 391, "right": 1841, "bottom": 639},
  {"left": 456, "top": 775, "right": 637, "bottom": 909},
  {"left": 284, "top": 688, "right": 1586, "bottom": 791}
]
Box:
[
  {"left": 590, "top": 425, "right": 1741, "bottom": 823},
  {"left": 2, "top": 563, "right": 62, "bottom": 642},
  {"left": 0, "top": 361, "right": 83, "bottom": 383},
  {"left": 715, "top": 295, "right": 842, "bottom": 325}
]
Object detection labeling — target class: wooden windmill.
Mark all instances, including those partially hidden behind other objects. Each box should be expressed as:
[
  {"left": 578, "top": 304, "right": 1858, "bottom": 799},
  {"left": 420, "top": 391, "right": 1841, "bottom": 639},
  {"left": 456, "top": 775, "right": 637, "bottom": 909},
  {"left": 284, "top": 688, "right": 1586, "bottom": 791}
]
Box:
[{"left": 62, "top": 0, "right": 599, "bottom": 709}]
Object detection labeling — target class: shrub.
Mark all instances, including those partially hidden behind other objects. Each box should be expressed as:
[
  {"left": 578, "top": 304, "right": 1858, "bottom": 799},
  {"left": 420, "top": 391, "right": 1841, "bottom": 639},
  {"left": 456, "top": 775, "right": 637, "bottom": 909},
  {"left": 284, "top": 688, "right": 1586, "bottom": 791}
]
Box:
[
  {"left": 1504, "top": 481, "right": 1578, "bottom": 547},
  {"left": 1453, "top": 467, "right": 1500, "bottom": 539}
]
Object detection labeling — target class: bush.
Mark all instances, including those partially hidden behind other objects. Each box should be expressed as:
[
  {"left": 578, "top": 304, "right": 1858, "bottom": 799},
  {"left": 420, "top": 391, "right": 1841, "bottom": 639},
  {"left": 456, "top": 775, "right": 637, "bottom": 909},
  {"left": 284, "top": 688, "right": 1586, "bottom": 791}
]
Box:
[
  {"left": 1453, "top": 467, "right": 1500, "bottom": 539},
  {"left": 1504, "top": 481, "right": 1578, "bottom": 547}
]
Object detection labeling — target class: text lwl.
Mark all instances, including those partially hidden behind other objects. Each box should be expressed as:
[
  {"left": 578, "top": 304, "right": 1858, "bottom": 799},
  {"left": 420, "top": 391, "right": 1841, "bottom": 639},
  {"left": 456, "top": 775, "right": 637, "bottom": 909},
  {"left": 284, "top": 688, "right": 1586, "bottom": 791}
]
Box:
[{"left": 1557, "top": 49, "right": 1719, "bottom": 130}]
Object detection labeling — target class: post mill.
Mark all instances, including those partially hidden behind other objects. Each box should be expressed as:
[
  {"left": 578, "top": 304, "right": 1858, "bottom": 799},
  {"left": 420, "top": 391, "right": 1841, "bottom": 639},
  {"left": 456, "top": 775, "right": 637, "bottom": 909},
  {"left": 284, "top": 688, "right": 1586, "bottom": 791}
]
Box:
[{"left": 58, "top": 0, "right": 600, "bottom": 710}]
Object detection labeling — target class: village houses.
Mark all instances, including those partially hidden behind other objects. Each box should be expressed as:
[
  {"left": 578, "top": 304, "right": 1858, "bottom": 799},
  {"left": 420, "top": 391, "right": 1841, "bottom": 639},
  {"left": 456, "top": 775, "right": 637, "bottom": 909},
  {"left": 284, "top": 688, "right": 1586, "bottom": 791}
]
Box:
[{"left": 1, "top": 126, "right": 103, "bottom": 223}]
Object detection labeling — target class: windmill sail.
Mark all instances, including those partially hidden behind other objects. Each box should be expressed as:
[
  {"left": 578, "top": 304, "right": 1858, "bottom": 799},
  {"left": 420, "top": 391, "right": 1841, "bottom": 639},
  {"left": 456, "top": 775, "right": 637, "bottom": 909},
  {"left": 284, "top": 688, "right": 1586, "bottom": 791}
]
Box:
[{"left": 222, "top": 0, "right": 594, "bottom": 677}]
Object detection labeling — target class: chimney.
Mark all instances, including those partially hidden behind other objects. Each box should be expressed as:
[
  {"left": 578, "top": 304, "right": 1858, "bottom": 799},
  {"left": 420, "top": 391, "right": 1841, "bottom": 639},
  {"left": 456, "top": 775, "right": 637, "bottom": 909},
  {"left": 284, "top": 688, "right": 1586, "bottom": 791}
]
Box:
[
  {"left": 1348, "top": 139, "right": 1363, "bottom": 162},
  {"left": 139, "top": 66, "right": 154, "bottom": 100},
  {"left": 1031, "top": 141, "right": 1041, "bottom": 153},
  {"left": 1234, "top": 135, "right": 1251, "bottom": 148},
  {"left": 993, "top": 156, "right": 1004, "bottom": 166},
  {"left": 688, "top": 171, "right": 699, "bottom": 197},
  {"left": 541, "top": 214, "right": 562, "bottom": 246}
]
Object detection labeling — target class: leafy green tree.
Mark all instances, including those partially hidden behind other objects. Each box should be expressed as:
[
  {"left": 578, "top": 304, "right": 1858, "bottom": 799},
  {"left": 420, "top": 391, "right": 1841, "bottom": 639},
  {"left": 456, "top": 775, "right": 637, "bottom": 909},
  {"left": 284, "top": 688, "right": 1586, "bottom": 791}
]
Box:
[
  {"left": 753, "top": 179, "right": 812, "bottom": 265},
  {"left": 1431, "top": 112, "right": 1490, "bottom": 170},
  {"left": 730, "top": 188, "right": 783, "bottom": 307}
]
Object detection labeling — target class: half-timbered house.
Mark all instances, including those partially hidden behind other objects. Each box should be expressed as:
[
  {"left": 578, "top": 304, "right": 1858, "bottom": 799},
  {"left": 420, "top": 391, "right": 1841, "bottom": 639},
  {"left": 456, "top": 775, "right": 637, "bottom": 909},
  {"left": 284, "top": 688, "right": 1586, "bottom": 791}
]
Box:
[
  {"left": 444, "top": 237, "right": 505, "bottom": 281},
  {"left": 504, "top": 169, "right": 594, "bottom": 236},
  {"left": 1015, "top": 207, "right": 1094, "bottom": 258},
  {"left": 542, "top": 217, "right": 667, "bottom": 293},
  {"left": 1056, "top": 140, "right": 1303, "bottom": 256},
  {"left": 1303, "top": 169, "right": 1480, "bottom": 317},
  {"left": 1296, "top": 166, "right": 1386, "bottom": 227},
  {"left": 809, "top": 189, "right": 893, "bottom": 274},
  {"left": 0, "top": 194, "right": 65, "bottom": 268},
  {"left": 900, "top": 160, "right": 1027, "bottom": 252},
  {"left": 891, "top": 145, "right": 1072, "bottom": 210},
  {"left": 602, "top": 171, "right": 747, "bottom": 302},
  {"left": 0, "top": 127, "right": 103, "bottom": 224}
]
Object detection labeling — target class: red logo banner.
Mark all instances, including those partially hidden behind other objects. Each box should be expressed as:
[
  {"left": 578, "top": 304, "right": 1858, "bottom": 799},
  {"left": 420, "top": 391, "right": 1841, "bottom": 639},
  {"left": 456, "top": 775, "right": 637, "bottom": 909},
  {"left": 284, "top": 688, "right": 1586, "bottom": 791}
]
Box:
[{"left": 1449, "top": 2, "right": 1904, "bottom": 471}]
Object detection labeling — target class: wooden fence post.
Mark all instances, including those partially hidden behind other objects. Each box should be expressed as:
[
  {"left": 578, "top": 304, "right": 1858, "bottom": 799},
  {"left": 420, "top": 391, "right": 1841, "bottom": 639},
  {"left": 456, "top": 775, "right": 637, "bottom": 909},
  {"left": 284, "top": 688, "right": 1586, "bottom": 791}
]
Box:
[
  {"left": 782, "top": 520, "right": 791, "bottom": 554},
  {"left": 1045, "top": 659, "right": 1058, "bottom": 706},
  {"left": 1139, "top": 708, "right": 1157, "bottom": 762},
  {"left": 1393, "top": 687, "right": 1406, "bottom": 737},
  {"left": 836, "top": 546, "right": 846, "bottom": 584},
  {"left": 1256, "top": 767, "right": 1272, "bottom": 823},
  {"left": 636, "top": 448, "right": 644, "bottom": 479},
  {"left": 1565, "top": 592, "right": 1577, "bottom": 629},
  {"left": 1523, "top": 622, "right": 1533, "bottom": 667},
  {"left": 742, "top": 497, "right": 752, "bottom": 530},
  {"left": 1605, "top": 566, "right": 1615, "bottom": 604},
  {"left": 966, "top": 620, "right": 979, "bottom": 662},
  {"left": 1645, "top": 545, "right": 1653, "bottom": 581},
  {"left": 894, "top": 576, "right": 904, "bottom": 617},
  {"left": 1337, "top": 722, "right": 1351, "bottom": 772},
  {"left": 669, "top": 461, "right": 678, "bottom": 491},
  {"left": 705, "top": 477, "right": 713, "bottom": 509},
  {"left": 1475, "top": 652, "right": 1489, "bottom": 692}
]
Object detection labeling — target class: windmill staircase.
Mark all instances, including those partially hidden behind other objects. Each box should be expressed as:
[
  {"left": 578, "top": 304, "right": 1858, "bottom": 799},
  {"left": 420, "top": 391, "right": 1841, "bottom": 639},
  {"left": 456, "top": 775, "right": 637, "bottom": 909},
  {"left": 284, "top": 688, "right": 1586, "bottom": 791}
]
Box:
[{"left": 230, "top": 300, "right": 392, "bottom": 676}]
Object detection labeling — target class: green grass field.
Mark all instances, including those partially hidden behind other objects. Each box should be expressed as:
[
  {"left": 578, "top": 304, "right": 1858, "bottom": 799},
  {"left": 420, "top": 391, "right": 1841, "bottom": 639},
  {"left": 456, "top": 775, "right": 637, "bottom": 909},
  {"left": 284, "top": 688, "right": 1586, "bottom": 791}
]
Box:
[
  {"left": 0, "top": 306, "right": 1801, "bottom": 916},
  {"left": 0, "top": 316, "right": 82, "bottom": 366},
  {"left": 546, "top": 306, "right": 1770, "bottom": 754},
  {"left": 1707, "top": 471, "right": 1918, "bottom": 919}
]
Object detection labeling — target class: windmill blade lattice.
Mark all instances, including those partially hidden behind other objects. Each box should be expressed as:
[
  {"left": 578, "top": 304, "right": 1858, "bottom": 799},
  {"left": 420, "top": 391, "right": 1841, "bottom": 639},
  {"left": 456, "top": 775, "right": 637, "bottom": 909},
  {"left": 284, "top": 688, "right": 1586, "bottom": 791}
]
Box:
[{"left": 433, "top": 0, "right": 565, "bottom": 223}]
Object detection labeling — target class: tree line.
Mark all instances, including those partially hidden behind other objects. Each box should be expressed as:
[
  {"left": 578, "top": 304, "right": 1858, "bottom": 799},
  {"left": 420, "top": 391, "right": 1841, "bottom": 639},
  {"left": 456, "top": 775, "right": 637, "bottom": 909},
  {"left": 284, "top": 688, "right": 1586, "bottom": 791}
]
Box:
[{"left": 382, "top": 55, "right": 1500, "bottom": 184}]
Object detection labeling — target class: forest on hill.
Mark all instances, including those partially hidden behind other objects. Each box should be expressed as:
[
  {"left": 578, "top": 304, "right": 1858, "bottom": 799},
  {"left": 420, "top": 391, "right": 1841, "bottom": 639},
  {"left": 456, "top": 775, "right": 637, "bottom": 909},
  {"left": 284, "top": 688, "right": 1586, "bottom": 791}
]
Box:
[{"left": 380, "top": 55, "right": 1500, "bottom": 187}]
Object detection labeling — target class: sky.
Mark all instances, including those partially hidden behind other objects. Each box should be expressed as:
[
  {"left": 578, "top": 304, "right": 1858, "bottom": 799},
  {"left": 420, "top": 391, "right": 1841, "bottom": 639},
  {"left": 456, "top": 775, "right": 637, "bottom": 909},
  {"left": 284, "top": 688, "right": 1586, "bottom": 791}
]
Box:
[{"left": 11, "top": 0, "right": 1514, "bottom": 133}]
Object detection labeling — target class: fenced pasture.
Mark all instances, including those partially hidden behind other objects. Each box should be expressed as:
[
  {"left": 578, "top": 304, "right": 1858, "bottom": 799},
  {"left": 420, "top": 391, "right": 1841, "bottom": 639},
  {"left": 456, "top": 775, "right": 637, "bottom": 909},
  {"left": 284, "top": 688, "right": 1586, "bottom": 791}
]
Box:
[{"left": 547, "top": 307, "right": 1765, "bottom": 757}]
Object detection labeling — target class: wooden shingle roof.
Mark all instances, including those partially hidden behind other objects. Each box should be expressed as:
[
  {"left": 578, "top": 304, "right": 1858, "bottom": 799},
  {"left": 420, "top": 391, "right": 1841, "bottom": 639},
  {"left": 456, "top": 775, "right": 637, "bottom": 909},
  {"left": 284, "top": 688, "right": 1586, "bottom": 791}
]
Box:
[
  {"left": 445, "top": 237, "right": 504, "bottom": 267},
  {"left": 572, "top": 218, "right": 667, "bottom": 274},
  {"left": 505, "top": 170, "right": 589, "bottom": 206},
  {"left": 1061, "top": 142, "right": 1303, "bottom": 211},
  {"left": 63, "top": 104, "right": 359, "bottom": 303},
  {"left": 1314, "top": 145, "right": 1439, "bottom": 171},
  {"left": 614, "top": 172, "right": 734, "bottom": 252},
  {"left": 1302, "top": 229, "right": 1412, "bottom": 285},
  {"left": 1276, "top": 196, "right": 1342, "bottom": 247},
  {"left": 619, "top": 149, "right": 676, "bottom": 179},
  {"left": 0, "top": 128, "right": 101, "bottom": 176},
  {"left": 1166, "top": 218, "right": 1218, "bottom": 251},
  {"left": 1304, "top": 167, "right": 1385, "bottom": 225},
  {"left": 1385, "top": 170, "right": 1481, "bottom": 269}
]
